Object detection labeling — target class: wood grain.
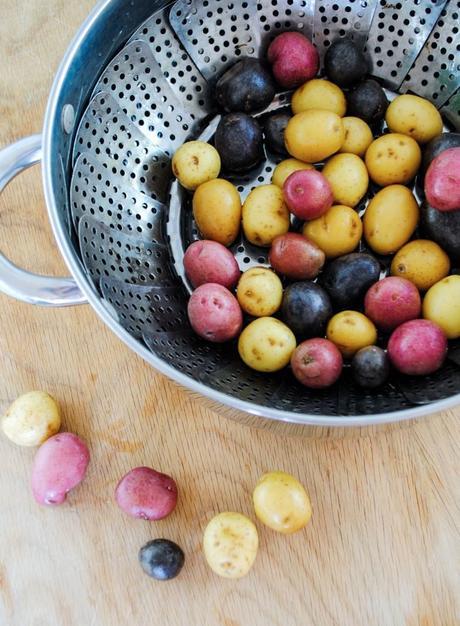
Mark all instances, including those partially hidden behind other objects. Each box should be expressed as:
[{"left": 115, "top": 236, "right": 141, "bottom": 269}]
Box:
[{"left": 0, "top": 2, "right": 459, "bottom": 625}]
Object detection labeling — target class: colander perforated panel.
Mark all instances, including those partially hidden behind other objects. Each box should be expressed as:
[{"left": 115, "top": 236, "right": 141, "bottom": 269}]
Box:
[{"left": 441, "top": 88, "right": 460, "bottom": 127}]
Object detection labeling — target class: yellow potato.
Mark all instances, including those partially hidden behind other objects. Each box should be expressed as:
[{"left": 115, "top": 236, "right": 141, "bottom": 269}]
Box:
[
  {"left": 272, "top": 159, "right": 314, "bottom": 188},
  {"left": 303, "top": 205, "right": 362, "bottom": 258},
  {"left": 1, "top": 391, "right": 61, "bottom": 447},
  {"left": 172, "top": 141, "right": 221, "bottom": 190},
  {"left": 391, "top": 240, "right": 450, "bottom": 291},
  {"left": 322, "top": 153, "right": 369, "bottom": 207},
  {"left": 363, "top": 185, "right": 419, "bottom": 255},
  {"left": 203, "top": 512, "right": 258, "bottom": 579},
  {"left": 237, "top": 267, "right": 283, "bottom": 317},
  {"left": 365, "top": 133, "right": 421, "bottom": 186},
  {"left": 193, "top": 178, "right": 241, "bottom": 246},
  {"left": 339, "top": 117, "right": 373, "bottom": 157},
  {"left": 423, "top": 275, "right": 460, "bottom": 339},
  {"left": 253, "top": 471, "right": 312, "bottom": 534},
  {"left": 285, "top": 110, "right": 345, "bottom": 163},
  {"left": 385, "top": 94, "right": 443, "bottom": 144},
  {"left": 292, "top": 79, "right": 346, "bottom": 117},
  {"left": 326, "top": 311, "right": 377, "bottom": 358},
  {"left": 242, "top": 184, "right": 289, "bottom": 247},
  {"left": 238, "top": 317, "right": 296, "bottom": 372}
]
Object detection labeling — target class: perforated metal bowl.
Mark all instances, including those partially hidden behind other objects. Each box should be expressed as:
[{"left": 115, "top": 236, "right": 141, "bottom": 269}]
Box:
[{"left": 0, "top": 0, "right": 459, "bottom": 433}]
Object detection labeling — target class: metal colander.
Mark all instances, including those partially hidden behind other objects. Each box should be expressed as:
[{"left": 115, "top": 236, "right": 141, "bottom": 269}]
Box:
[{"left": 58, "top": 0, "right": 460, "bottom": 423}]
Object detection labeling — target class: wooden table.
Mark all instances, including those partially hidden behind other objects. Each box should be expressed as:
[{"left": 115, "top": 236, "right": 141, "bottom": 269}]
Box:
[{"left": 0, "top": 2, "right": 458, "bottom": 624}]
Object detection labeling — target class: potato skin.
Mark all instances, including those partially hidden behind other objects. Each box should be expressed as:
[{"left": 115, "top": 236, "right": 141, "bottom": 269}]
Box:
[
  {"left": 184, "top": 240, "right": 240, "bottom": 289},
  {"left": 267, "top": 32, "right": 319, "bottom": 89},
  {"left": 364, "top": 276, "right": 421, "bottom": 332},
  {"left": 172, "top": 141, "right": 221, "bottom": 191},
  {"left": 303, "top": 205, "right": 362, "bottom": 258},
  {"left": 322, "top": 153, "right": 369, "bottom": 207},
  {"left": 272, "top": 159, "right": 314, "bottom": 188},
  {"left": 292, "top": 79, "right": 346, "bottom": 116},
  {"left": 237, "top": 267, "right": 283, "bottom": 317},
  {"left": 385, "top": 94, "right": 443, "bottom": 144},
  {"left": 318, "top": 253, "right": 380, "bottom": 310},
  {"left": 339, "top": 117, "right": 373, "bottom": 157},
  {"left": 238, "top": 317, "right": 296, "bottom": 372},
  {"left": 363, "top": 185, "right": 419, "bottom": 255},
  {"left": 291, "top": 338, "right": 342, "bottom": 389},
  {"left": 326, "top": 311, "right": 377, "bottom": 358},
  {"left": 424, "top": 148, "right": 460, "bottom": 212},
  {"left": 285, "top": 110, "right": 345, "bottom": 163},
  {"left": 193, "top": 179, "right": 241, "bottom": 246},
  {"left": 242, "top": 184, "right": 290, "bottom": 247},
  {"left": 269, "top": 233, "right": 325, "bottom": 280},
  {"left": 423, "top": 275, "right": 460, "bottom": 339},
  {"left": 388, "top": 319, "right": 447, "bottom": 375},
  {"left": 420, "top": 202, "right": 460, "bottom": 262},
  {"left": 365, "top": 133, "right": 421, "bottom": 186},
  {"left": 283, "top": 170, "right": 333, "bottom": 220},
  {"left": 215, "top": 58, "right": 275, "bottom": 113},
  {"left": 187, "top": 284, "right": 242, "bottom": 342},
  {"left": 1, "top": 391, "right": 61, "bottom": 447},
  {"left": 203, "top": 512, "right": 258, "bottom": 578},
  {"left": 115, "top": 467, "right": 178, "bottom": 521},
  {"left": 253, "top": 471, "right": 312, "bottom": 533},
  {"left": 391, "top": 240, "right": 450, "bottom": 291}
]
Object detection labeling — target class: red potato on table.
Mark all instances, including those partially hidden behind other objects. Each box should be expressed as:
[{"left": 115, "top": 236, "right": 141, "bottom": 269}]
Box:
[
  {"left": 115, "top": 466, "right": 178, "bottom": 521},
  {"left": 184, "top": 240, "right": 240, "bottom": 289},
  {"left": 424, "top": 147, "right": 460, "bottom": 211},
  {"left": 269, "top": 233, "right": 325, "bottom": 280},
  {"left": 283, "top": 170, "right": 333, "bottom": 220},
  {"left": 364, "top": 277, "right": 422, "bottom": 332},
  {"left": 387, "top": 319, "right": 447, "bottom": 375},
  {"left": 187, "top": 283, "right": 243, "bottom": 342},
  {"left": 291, "top": 338, "right": 343, "bottom": 389},
  {"left": 267, "top": 32, "right": 319, "bottom": 89}
]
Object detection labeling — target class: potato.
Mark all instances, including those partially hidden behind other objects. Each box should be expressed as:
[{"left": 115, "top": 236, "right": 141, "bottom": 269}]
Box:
[
  {"left": 172, "top": 141, "right": 221, "bottom": 190},
  {"left": 203, "top": 512, "right": 258, "bottom": 578},
  {"left": 242, "top": 184, "right": 290, "bottom": 247},
  {"left": 238, "top": 317, "right": 296, "bottom": 372},
  {"left": 326, "top": 311, "right": 377, "bottom": 358},
  {"left": 291, "top": 338, "right": 342, "bottom": 388},
  {"left": 365, "top": 133, "right": 421, "bottom": 186},
  {"left": 31, "top": 433, "right": 90, "bottom": 506},
  {"left": 272, "top": 158, "right": 314, "bottom": 188},
  {"left": 339, "top": 117, "right": 373, "bottom": 157},
  {"left": 425, "top": 148, "right": 460, "bottom": 212},
  {"left": 269, "top": 233, "right": 325, "bottom": 280},
  {"left": 193, "top": 178, "right": 241, "bottom": 246},
  {"left": 364, "top": 277, "right": 421, "bottom": 332},
  {"left": 303, "top": 204, "right": 363, "bottom": 258},
  {"left": 388, "top": 319, "right": 447, "bottom": 375},
  {"left": 322, "top": 153, "right": 369, "bottom": 207},
  {"left": 423, "top": 275, "right": 460, "bottom": 339},
  {"left": 1, "top": 391, "right": 61, "bottom": 447},
  {"left": 363, "top": 185, "right": 419, "bottom": 255},
  {"left": 188, "top": 284, "right": 242, "bottom": 342},
  {"left": 283, "top": 170, "right": 333, "bottom": 219},
  {"left": 285, "top": 110, "right": 345, "bottom": 163},
  {"left": 184, "top": 240, "right": 240, "bottom": 289},
  {"left": 292, "top": 79, "right": 346, "bottom": 117},
  {"left": 385, "top": 94, "right": 443, "bottom": 144},
  {"left": 115, "top": 466, "right": 177, "bottom": 521},
  {"left": 237, "top": 267, "right": 283, "bottom": 317},
  {"left": 391, "top": 240, "right": 450, "bottom": 291},
  {"left": 267, "top": 32, "right": 319, "bottom": 89},
  {"left": 253, "top": 471, "right": 312, "bottom": 534}
]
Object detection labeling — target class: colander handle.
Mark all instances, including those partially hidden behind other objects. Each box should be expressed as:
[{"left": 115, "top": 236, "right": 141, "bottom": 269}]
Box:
[{"left": 0, "top": 135, "right": 86, "bottom": 307}]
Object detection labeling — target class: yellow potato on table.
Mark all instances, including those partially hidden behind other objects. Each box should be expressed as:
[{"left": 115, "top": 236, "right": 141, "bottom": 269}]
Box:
[
  {"left": 237, "top": 267, "right": 283, "bottom": 317},
  {"left": 203, "top": 512, "right": 258, "bottom": 579},
  {"left": 326, "top": 311, "right": 377, "bottom": 358},
  {"left": 272, "top": 158, "right": 314, "bottom": 188},
  {"left": 423, "top": 275, "right": 460, "bottom": 339},
  {"left": 253, "top": 471, "right": 312, "bottom": 534},
  {"left": 242, "top": 184, "right": 289, "bottom": 247},
  {"left": 172, "top": 141, "right": 221, "bottom": 190},
  {"left": 339, "top": 117, "right": 373, "bottom": 157},
  {"left": 363, "top": 185, "right": 419, "bottom": 256},
  {"left": 292, "top": 78, "right": 346, "bottom": 117},
  {"left": 391, "top": 240, "right": 450, "bottom": 291},
  {"left": 365, "top": 133, "right": 421, "bottom": 186},
  {"left": 1, "top": 391, "right": 61, "bottom": 447},
  {"left": 385, "top": 94, "right": 443, "bottom": 144},
  {"left": 303, "top": 204, "right": 363, "bottom": 258},
  {"left": 285, "top": 110, "right": 345, "bottom": 163},
  {"left": 238, "top": 317, "right": 296, "bottom": 372},
  {"left": 193, "top": 178, "right": 241, "bottom": 246},
  {"left": 322, "top": 153, "right": 369, "bottom": 208}
]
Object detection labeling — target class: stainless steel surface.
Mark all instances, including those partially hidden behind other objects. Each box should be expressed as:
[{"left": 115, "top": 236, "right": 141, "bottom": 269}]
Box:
[{"left": 0, "top": 135, "right": 86, "bottom": 307}]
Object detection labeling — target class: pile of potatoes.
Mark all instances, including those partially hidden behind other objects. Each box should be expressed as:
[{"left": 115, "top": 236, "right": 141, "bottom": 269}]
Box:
[{"left": 172, "top": 32, "right": 460, "bottom": 390}]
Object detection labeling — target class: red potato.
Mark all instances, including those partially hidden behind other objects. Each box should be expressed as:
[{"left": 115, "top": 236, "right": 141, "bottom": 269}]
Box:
[
  {"left": 31, "top": 433, "right": 90, "bottom": 506},
  {"left": 387, "top": 319, "right": 447, "bottom": 375},
  {"left": 184, "top": 240, "right": 240, "bottom": 289},
  {"left": 364, "top": 277, "right": 422, "bottom": 332},
  {"left": 283, "top": 170, "right": 333, "bottom": 220},
  {"left": 188, "top": 283, "right": 243, "bottom": 342},
  {"left": 115, "top": 467, "right": 177, "bottom": 521},
  {"left": 267, "top": 32, "right": 319, "bottom": 89},
  {"left": 269, "top": 233, "right": 325, "bottom": 280},
  {"left": 291, "top": 338, "right": 343, "bottom": 388},
  {"left": 425, "top": 147, "right": 460, "bottom": 211}
]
